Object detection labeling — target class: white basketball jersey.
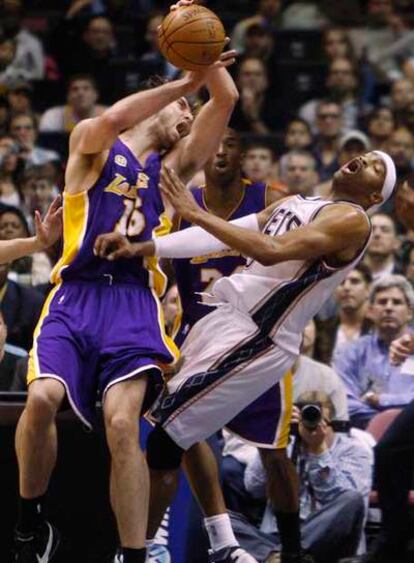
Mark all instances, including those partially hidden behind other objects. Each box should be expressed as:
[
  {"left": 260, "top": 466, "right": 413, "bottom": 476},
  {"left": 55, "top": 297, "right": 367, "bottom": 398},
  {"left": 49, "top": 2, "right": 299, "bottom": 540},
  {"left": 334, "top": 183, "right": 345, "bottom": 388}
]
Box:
[{"left": 212, "top": 195, "right": 371, "bottom": 355}]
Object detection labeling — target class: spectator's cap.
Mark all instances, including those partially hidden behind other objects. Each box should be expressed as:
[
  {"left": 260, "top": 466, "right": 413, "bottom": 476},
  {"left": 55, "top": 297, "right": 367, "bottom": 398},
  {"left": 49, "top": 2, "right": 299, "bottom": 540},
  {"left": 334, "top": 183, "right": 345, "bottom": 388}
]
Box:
[
  {"left": 6, "top": 80, "right": 33, "bottom": 95},
  {"left": 339, "top": 130, "right": 371, "bottom": 151}
]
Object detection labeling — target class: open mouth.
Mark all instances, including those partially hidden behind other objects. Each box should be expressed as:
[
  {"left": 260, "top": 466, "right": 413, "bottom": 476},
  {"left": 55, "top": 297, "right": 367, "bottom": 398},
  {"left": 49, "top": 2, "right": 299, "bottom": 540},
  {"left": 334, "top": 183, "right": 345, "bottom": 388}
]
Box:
[
  {"left": 343, "top": 158, "right": 362, "bottom": 174},
  {"left": 176, "top": 121, "right": 190, "bottom": 138},
  {"left": 214, "top": 159, "right": 229, "bottom": 171}
]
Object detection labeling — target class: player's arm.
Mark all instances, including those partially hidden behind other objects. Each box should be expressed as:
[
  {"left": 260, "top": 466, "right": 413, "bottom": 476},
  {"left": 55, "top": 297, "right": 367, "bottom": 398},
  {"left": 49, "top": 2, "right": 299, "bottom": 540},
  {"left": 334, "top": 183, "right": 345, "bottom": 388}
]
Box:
[
  {"left": 164, "top": 67, "right": 239, "bottom": 184},
  {"left": 69, "top": 73, "right": 211, "bottom": 155},
  {"left": 0, "top": 197, "right": 62, "bottom": 263},
  {"left": 155, "top": 167, "right": 370, "bottom": 265}
]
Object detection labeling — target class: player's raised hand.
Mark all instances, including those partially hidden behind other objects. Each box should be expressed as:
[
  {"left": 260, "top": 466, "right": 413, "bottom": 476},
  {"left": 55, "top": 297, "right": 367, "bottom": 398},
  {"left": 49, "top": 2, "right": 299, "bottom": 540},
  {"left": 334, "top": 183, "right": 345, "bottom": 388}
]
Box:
[
  {"left": 390, "top": 334, "right": 414, "bottom": 365},
  {"left": 94, "top": 232, "right": 155, "bottom": 260},
  {"left": 160, "top": 166, "right": 202, "bottom": 221},
  {"left": 34, "top": 196, "right": 63, "bottom": 250}
]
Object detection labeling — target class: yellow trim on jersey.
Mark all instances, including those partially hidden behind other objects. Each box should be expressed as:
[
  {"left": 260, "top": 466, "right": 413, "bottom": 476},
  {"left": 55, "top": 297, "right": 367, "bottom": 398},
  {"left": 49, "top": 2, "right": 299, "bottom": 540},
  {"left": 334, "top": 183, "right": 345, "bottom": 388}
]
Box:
[
  {"left": 275, "top": 369, "right": 294, "bottom": 449},
  {"left": 171, "top": 293, "right": 183, "bottom": 342},
  {"left": 145, "top": 212, "right": 172, "bottom": 297},
  {"left": 150, "top": 288, "right": 180, "bottom": 366},
  {"left": 27, "top": 284, "right": 62, "bottom": 384},
  {"left": 50, "top": 191, "right": 89, "bottom": 284}
]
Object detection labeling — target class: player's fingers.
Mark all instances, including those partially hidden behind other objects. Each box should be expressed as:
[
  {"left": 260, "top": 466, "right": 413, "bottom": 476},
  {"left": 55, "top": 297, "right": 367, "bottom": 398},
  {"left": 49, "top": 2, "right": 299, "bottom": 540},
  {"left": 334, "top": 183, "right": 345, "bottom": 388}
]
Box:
[
  {"left": 94, "top": 234, "right": 116, "bottom": 257},
  {"left": 44, "top": 195, "right": 61, "bottom": 219},
  {"left": 220, "top": 49, "right": 237, "bottom": 60},
  {"left": 161, "top": 167, "right": 177, "bottom": 195},
  {"left": 166, "top": 167, "right": 183, "bottom": 191},
  {"left": 106, "top": 248, "right": 128, "bottom": 261},
  {"left": 34, "top": 210, "right": 42, "bottom": 231}
]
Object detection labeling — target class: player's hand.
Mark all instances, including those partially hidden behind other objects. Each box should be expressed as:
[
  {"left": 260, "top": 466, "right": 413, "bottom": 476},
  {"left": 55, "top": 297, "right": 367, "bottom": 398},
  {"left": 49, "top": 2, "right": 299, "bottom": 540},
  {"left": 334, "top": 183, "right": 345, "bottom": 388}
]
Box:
[
  {"left": 390, "top": 334, "right": 414, "bottom": 365},
  {"left": 182, "top": 47, "right": 237, "bottom": 94},
  {"left": 34, "top": 196, "right": 63, "bottom": 250},
  {"left": 170, "top": 0, "right": 194, "bottom": 10},
  {"left": 94, "top": 232, "right": 155, "bottom": 260},
  {"left": 160, "top": 166, "right": 202, "bottom": 221}
]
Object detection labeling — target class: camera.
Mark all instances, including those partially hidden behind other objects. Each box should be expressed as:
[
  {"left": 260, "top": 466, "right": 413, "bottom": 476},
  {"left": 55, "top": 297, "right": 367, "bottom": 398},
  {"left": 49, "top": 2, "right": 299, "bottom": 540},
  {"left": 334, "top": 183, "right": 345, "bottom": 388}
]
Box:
[{"left": 300, "top": 402, "right": 323, "bottom": 430}]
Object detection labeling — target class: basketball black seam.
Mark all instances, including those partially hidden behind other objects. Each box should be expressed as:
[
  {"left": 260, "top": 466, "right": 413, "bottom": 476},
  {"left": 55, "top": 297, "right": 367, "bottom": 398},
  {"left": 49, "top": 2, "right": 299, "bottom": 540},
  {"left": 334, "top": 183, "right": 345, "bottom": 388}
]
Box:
[
  {"left": 168, "top": 40, "right": 225, "bottom": 45},
  {"left": 163, "top": 17, "right": 223, "bottom": 42}
]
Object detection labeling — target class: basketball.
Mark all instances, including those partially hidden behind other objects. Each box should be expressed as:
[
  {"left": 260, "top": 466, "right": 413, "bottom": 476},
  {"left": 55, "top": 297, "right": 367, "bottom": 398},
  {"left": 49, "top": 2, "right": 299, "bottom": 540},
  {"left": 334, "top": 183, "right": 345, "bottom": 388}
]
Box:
[{"left": 158, "top": 5, "right": 226, "bottom": 71}]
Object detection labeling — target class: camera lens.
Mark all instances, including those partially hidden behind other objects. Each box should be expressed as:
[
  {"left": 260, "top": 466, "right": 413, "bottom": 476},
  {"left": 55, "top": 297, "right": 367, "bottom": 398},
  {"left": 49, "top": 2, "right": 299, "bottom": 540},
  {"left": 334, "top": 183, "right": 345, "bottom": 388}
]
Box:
[{"left": 301, "top": 404, "right": 322, "bottom": 430}]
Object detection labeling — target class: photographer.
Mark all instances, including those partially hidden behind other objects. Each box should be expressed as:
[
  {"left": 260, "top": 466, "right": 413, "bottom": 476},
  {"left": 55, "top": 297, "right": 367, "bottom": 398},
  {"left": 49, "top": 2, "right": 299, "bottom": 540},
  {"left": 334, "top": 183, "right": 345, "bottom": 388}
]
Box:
[{"left": 231, "top": 392, "right": 372, "bottom": 563}]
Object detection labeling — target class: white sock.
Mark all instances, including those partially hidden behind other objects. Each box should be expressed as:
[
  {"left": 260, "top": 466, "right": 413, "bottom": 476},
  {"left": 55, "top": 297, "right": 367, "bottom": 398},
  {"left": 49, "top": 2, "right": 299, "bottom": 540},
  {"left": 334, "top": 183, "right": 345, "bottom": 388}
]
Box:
[{"left": 204, "top": 513, "right": 238, "bottom": 552}]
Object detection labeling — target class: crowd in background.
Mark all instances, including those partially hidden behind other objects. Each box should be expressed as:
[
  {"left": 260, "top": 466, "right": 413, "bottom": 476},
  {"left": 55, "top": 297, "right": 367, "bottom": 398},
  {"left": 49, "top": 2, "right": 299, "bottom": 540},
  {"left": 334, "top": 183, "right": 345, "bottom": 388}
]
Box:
[{"left": 1, "top": 0, "right": 414, "bottom": 561}]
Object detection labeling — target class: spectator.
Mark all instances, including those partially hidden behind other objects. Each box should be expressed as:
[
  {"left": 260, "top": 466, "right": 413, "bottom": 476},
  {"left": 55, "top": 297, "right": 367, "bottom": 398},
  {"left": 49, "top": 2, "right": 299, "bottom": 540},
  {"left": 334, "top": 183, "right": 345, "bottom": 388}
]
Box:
[
  {"left": 0, "top": 258, "right": 43, "bottom": 350},
  {"left": 137, "top": 12, "right": 179, "bottom": 82},
  {"left": 300, "top": 57, "right": 361, "bottom": 131},
  {"left": 322, "top": 28, "right": 355, "bottom": 63},
  {"left": 230, "top": 57, "right": 280, "bottom": 133},
  {"left": 39, "top": 74, "right": 106, "bottom": 133},
  {"left": 0, "top": 32, "right": 18, "bottom": 86},
  {"left": 9, "top": 112, "right": 60, "bottom": 167},
  {"left": 390, "top": 78, "right": 414, "bottom": 123},
  {"left": 315, "top": 265, "right": 373, "bottom": 365},
  {"left": 243, "top": 23, "right": 275, "bottom": 63},
  {"left": 231, "top": 0, "right": 282, "bottom": 55},
  {"left": 404, "top": 243, "right": 414, "bottom": 286},
  {"left": 363, "top": 213, "right": 401, "bottom": 280},
  {"left": 232, "top": 391, "right": 371, "bottom": 563},
  {"left": 334, "top": 275, "right": 414, "bottom": 429},
  {"left": 348, "top": 0, "right": 414, "bottom": 83},
  {"left": 0, "top": 0, "right": 45, "bottom": 80},
  {"left": 386, "top": 126, "right": 414, "bottom": 183},
  {"left": 0, "top": 309, "right": 27, "bottom": 392},
  {"left": 0, "top": 96, "right": 9, "bottom": 137},
  {"left": 284, "top": 119, "right": 312, "bottom": 152},
  {"left": 242, "top": 143, "right": 287, "bottom": 193},
  {"left": 0, "top": 175, "right": 20, "bottom": 207},
  {"left": 312, "top": 100, "right": 343, "bottom": 181},
  {"left": 317, "top": 130, "right": 372, "bottom": 197},
  {"left": 279, "top": 150, "right": 319, "bottom": 196},
  {"left": 367, "top": 106, "right": 395, "bottom": 151},
  {"left": 6, "top": 80, "right": 33, "bottom": 115},
  {"left": 0, "top": 135, "right": 23, "bottom": 186}
]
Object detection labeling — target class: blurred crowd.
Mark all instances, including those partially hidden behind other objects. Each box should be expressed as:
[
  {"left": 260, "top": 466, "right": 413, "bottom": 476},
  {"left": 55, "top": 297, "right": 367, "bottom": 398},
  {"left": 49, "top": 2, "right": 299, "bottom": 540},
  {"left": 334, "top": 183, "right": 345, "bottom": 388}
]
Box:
[{"left": 1, "top": 0, "right": 414, "bottom": 561}]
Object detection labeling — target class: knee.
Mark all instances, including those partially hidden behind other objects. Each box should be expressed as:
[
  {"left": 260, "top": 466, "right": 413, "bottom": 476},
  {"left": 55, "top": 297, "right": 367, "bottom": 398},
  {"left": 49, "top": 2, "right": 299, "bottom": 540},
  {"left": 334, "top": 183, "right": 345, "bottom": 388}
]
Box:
[
  {"left": 25, "top": 383, "right": 62, "bottom": 425},
  {"left": 105, "top": 413, "right": 138, "bottom": 453},
  {"left": 147, "top": 426, "right": 184, "bottom": 471},
  {"left": 336, "top": 490, "right": 365, "bottom": 518}
]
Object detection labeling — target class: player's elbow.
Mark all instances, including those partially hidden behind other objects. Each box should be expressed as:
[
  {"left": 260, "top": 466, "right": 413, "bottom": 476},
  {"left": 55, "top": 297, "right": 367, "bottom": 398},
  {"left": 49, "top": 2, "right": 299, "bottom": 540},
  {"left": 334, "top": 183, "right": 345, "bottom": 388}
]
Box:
[
  {"left": 100, "top": 111, "right": 124, "bottom": 134},
  {"left": 215, "top": 86, "right": 239, "bottom": 107}
]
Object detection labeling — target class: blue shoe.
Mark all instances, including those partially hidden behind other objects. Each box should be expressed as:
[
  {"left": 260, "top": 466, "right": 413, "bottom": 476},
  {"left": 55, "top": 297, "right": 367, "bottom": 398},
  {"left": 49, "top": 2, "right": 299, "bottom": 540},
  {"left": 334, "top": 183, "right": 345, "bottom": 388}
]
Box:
[{"left": 208, "top": 546, "right": 259, "bottom": 562}]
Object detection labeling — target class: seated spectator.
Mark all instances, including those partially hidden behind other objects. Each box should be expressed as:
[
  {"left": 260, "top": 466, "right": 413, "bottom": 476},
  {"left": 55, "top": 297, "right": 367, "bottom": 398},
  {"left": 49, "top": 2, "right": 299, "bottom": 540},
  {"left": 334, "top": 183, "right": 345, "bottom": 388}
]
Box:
[
  {"left": 0, "top": 32, "right": 18, "bottom": 86},
  {"left": 0, "top": 96, "right": 9, "bottom": 137},
  {"left": 242, "top": 143, "right": 287, "bottom": 193},
  {"left": 0, "top": 135, "right": 24, "bottom": 188},
  {"left": 222, "top": 321, "right": 349, "bottom": 531},
  {"left": 9, "top": 112, "right": 60, "bottom": 168},
  {"left": 316, "top": 130, "right": 371, "bottom": 197},
  {"left": 312, "top": 100, "right": 343, "bottom": 181},
  {"left": 390, "top": 78, "right": 414, "bottom": 124},
  {"left": 386, "top": 126, "right": 414, "bottom": 185},
  {"left": 363, "top": 213, "right": 401, "bottom": 280},
  {"left": 0, "top": 260, "right": 43, "bottom": 351},
  {"left": 284, "top": 119, "right": 312, "bottom": 152},
  {"left": 299, "top": 58, "right": 361, "bottom": 132},
  {"left": 348, "top": 0, "right": 414, "bottom": 83},
  {"left": 40, "top": 74, "right": 106, "bottom": 133},
  {"left": 315, "top": 265, "right": 373, "bottom": 365},
  {"left": 367, "top": 107, "right": 395, "bottom": 151},
  {"left": 0, "top": 175, "right": 20, "bottom": 207},
  {"left": 279, "top": 150, "right": 319, "bottom": 196},
  {"left": 334, "top": 275, "right": 414, "bottom": 429},
  {"left": 322, "top": 28, "right": 356, "bottom": 63},
  {"left": 0, "top": 309, "right": 27, "bottom": 391},
  {"left": 137, "top": 12, "right": 179, "bottom": 82},
  {"left": 0, "top": 0, "right": 45, "bottom": 80},
  {"left": 404, "top": 242, "right": 414, "bottom": 286},
  {"left": 231, "top": 0, "right": 282, "bottom": 55},
  {"left": 230, "top": 57, "right": 281, "bottom": 134},
  {"left": 231, "top": 391, "right": 371, "bottom": 563},
  {"left": 6, "top": 80, "right": 33, "bottom": 115}
]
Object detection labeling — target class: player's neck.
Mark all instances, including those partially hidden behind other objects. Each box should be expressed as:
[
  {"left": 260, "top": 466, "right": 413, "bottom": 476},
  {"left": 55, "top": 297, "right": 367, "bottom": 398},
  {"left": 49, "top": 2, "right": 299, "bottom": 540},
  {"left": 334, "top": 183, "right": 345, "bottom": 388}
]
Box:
[
  {"left": 120, "top": 122, "right": 160, "bottom": 164},
  {"left": 204, "top": 175, "right": 244, "bottom": 218}
]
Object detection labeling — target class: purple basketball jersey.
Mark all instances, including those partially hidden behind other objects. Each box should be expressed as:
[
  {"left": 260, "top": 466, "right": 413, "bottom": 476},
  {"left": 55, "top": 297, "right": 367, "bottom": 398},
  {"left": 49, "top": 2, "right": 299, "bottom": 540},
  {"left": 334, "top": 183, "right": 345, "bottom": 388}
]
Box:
[
  {"left": 173, "top": 181, "right": 267, "bottom": 344},
  {"left": 51, "top": 138, "right": 169, "bottom": 295}
]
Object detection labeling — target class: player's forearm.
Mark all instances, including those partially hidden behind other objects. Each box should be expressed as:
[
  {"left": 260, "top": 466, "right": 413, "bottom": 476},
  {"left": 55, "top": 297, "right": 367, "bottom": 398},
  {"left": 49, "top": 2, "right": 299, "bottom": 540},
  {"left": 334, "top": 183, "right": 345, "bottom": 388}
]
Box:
[
  {"left": 0, "top": 237, "right": 41, "bottom": 264},
  {"left": 205, "top": 68, "right": 239, "bottom": 105},
  {"left": 103, "top": 76, "right": 196, "bottom": 132},
  {"left": 188, "top": 208, "right": 277, "bottom": 265}
]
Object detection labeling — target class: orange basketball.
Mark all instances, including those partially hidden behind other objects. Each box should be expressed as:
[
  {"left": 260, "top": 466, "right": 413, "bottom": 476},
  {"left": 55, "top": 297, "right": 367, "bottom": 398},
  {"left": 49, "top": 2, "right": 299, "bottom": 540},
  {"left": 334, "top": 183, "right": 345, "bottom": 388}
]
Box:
[{"left": 158, "top": 5, "right": 226, "bottom": 71}]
